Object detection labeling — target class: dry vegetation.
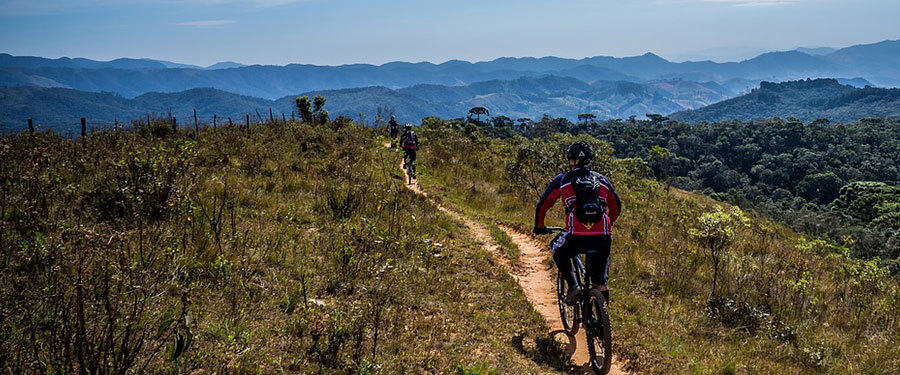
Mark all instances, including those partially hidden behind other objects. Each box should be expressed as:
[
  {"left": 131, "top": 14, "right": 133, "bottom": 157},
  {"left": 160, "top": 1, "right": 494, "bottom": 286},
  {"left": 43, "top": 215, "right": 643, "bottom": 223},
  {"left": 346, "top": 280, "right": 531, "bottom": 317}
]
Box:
[
  {"left": 0, "top": 120, "right": 568, "bottom": 374},
  {"left": 416, "top": 118, "right": 899, "bottom": 374},
  {"left": 1, "top": 115, "right": 897, "bottom": 374}
]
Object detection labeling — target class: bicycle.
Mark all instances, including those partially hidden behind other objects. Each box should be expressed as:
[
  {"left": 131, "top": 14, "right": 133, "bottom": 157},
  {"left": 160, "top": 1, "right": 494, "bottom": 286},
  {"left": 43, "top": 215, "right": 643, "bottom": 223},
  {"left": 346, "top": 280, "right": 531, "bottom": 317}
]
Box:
[
  {"left": 543, "top": 226, "right": 613, "bottom": 374},
  {"left": 403, "top": 153, "right": 417, "bottom": 184}
]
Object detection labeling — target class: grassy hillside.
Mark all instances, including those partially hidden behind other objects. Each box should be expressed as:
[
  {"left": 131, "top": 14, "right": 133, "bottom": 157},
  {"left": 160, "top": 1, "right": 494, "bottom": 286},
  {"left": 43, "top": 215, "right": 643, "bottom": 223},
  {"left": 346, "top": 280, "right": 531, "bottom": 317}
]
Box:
[
  {"left": 0, "top": 122, "right": 567, "bottom": 373},
  {"left": 1, "top": 117, "right": 897, "bottom": 374},
  {"left": 414, "top": 119, "right": 899, "bottom": 373}
]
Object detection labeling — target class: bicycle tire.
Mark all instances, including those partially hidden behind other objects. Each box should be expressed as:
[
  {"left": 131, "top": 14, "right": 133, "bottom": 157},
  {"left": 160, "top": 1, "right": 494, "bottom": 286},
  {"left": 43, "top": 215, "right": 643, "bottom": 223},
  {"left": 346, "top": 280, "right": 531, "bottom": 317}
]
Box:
[
  {"left": 584, "top": 288, "right": 612, "bottom": 374},
  {"left": 556, "top": 270, "right": 579, "bottom": 333}
]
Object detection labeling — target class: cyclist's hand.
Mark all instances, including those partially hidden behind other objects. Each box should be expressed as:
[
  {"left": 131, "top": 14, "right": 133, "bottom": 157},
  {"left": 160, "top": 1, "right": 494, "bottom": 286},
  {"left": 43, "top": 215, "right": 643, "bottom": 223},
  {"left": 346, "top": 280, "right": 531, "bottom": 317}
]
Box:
[{"left": 532, "top": 226, "right": 550, "bottom": 235}]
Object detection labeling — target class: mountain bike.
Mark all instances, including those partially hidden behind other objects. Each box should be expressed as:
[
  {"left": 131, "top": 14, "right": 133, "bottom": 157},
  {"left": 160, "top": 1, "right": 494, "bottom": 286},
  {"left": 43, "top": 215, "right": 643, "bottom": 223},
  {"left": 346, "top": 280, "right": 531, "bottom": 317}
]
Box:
[
  {"left": 403, "top": 153, "right": 416, "bottom": 184},
  {"left": 543, "top": 226, "right": 613, "bottom": 374}
]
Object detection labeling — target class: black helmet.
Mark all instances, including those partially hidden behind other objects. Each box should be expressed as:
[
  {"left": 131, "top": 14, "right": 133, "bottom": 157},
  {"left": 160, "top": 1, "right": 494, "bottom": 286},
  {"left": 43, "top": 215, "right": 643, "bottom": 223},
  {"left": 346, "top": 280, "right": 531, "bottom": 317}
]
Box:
[{"left": 567, "top": 141, "right": 593, "bottom": 166}]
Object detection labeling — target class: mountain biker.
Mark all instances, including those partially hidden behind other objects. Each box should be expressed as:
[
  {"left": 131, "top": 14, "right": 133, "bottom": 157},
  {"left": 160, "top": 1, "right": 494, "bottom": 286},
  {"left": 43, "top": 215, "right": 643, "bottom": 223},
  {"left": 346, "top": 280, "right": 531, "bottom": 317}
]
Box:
[
  {"left": 400, "top": 123, "right": 419, "bottom": 176},
  {"left": 533, "top": 141, "right": 621, "bottom": 304},
  {"left": 388, "top": 115, "right": 400, "bottom": 147}
]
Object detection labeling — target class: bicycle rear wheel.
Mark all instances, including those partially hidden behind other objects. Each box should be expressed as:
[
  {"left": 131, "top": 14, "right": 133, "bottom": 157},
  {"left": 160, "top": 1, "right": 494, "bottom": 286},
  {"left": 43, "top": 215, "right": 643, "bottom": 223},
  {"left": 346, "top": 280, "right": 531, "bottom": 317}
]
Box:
[{"left": 585, "top": 289, "right": 612, "bottom": 374}]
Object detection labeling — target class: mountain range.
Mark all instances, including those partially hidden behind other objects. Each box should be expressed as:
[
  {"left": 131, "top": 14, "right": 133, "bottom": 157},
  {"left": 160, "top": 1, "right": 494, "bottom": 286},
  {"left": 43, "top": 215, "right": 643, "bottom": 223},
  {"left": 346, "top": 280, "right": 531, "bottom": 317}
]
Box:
[
  {"left": 0, "top": 76, "right": 731, "bottom": 131},
  {"left": 1, "top": 40, "right": 898, "bottom": 101},
  {"left": 0, "top": 54, "right": 245, "bottom": 71},
  {"left": 4, "top": 77, "right": 897, "bottom": 133},
  {"left": 3, "top": 39, "right": 899, "bottom": 131}
]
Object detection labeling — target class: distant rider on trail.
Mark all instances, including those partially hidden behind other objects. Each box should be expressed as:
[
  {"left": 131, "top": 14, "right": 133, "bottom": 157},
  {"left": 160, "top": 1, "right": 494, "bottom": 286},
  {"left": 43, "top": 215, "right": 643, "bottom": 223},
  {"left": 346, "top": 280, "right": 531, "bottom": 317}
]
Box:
[
  {"left": 400, "top": 124, "right": 420, "bottom": 180},
  {"left": 533, "top": 141, "right": 621, "bottom": 304},
  {"left": 388, "top": 115, "right": 400, "bottom": 148}
]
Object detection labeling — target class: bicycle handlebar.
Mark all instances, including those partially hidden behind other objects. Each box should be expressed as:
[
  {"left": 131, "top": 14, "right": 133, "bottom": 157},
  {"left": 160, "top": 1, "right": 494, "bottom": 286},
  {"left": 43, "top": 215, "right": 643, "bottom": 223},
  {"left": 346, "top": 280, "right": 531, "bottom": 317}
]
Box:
[{"left": 542, "top": 226, "right": 564, "bottom": 232}]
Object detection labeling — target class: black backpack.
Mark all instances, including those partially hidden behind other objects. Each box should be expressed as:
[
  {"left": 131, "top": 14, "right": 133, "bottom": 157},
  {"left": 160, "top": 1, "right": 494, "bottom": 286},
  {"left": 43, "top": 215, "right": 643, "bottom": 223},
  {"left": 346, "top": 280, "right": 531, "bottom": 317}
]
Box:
[
  {"left": 571, "top": 171, "right": 606, "bottom": 224},
  {"left": 402, "top": 132, "right": 418, "bottom": 150}
]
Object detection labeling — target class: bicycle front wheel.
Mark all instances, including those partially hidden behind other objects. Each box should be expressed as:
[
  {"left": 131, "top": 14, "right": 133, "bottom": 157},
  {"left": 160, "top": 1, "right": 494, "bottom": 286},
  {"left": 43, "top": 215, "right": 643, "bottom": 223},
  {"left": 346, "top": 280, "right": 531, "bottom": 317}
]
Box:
[
  {"left": 556, "top": 271, "right": 579, "bottom": 333},
  {"left": 585, "top": 288, "right": 612, "bottom": 374}
]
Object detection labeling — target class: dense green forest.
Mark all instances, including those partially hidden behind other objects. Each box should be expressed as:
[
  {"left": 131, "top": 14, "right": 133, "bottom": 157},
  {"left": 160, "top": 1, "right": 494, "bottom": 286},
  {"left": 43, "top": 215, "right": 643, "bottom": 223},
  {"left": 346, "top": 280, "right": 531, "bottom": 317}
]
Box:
[
  {"left": 670, "top": 78, "right": 900, "bottom": 123},
  {"left": 455, "top": 114, "right": 900, "bottom": 271}
]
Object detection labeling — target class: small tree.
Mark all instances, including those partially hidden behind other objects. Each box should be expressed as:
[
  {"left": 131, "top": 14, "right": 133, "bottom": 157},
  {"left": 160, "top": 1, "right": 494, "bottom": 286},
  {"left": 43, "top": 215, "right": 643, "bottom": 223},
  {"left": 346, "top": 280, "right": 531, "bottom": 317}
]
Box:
[
  {"left": 317, "top": 109, "right": 330, "bottom": 125},
  {"left": 648, "top": 145, "right": 672, "bottom": 190},
  {"left": 688, "top": 206, "right": 749, "bottom": 297},
  {"left": 295, "top": 96, "right": 313, "bottom": 123},
  {"left": 313, "top": 95, "right": 326, "bottom": 112},
  {"left": 468, "top": 107, "right": 489, "bottom": 122},
  {"left": 646, "top": 113, "right": 669, "bottom": 124},
  {"left": 516, "top": 118, "right": 531, "bottom": 132}
]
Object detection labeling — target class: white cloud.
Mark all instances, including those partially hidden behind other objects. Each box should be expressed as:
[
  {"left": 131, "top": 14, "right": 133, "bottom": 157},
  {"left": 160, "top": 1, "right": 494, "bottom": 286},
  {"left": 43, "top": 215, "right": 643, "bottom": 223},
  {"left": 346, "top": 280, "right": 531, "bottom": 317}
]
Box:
[{"left": 176, "top": 19, "right": 236, "bottom": 28}]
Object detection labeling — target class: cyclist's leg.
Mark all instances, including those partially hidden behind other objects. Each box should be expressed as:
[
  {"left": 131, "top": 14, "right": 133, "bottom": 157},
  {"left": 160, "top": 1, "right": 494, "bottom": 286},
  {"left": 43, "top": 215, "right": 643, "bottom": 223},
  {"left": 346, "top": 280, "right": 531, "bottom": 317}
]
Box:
[
  {"left": 585, "top": 235, "right": 612, "bottom": 302},
  {"left": 552, "top": 233, "right": 579, "bottom": 294}
]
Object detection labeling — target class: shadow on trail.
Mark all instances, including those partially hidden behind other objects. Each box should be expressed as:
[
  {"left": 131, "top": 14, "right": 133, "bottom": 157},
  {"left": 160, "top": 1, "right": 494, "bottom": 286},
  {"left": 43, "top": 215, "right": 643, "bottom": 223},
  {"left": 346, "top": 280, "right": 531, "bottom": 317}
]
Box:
[
  {"left": 511, "top": 331, "right": 575, "bottom": 371},
  {"left": 512, "top": 329, "right": 591, "bottom": 373}
]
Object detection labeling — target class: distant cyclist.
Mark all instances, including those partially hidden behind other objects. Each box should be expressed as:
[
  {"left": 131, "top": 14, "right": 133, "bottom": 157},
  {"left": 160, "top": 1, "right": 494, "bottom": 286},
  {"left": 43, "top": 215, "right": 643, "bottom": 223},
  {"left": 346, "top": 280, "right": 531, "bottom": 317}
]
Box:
[
  {"left": 388, "top": 115, "right": 400, "bottom": 148},
  {"left": 400, "top": 124, "right": 420, "bottom": 180},
  {"left": 533, "top": 141, "right": 621, "bottom": 304}
]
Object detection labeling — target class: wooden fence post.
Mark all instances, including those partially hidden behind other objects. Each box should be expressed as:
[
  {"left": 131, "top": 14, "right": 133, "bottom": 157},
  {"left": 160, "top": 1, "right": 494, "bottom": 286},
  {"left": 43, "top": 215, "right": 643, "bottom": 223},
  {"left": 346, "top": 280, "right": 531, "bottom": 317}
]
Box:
[
  {"left": 213, "top": 114, "right": 217, "bottom": 128},
  {"left": 114, "top": 119, "right": 119, "bottom": 131},
  {"left": 246, "top": 114, "right": 250, "bottom": 130},
  {"left": 194, "top": 109, "right": 198, "bottom": 133},
  {"left": 228, "top": 117, "right": 233, "bottom": 126},
  {"left": 282, "top": 113, "right": 286, "bottom": 124},
  {"left": 172, "top": 117, "right": 177, "bottom": 133},
  {"left": 269, "top": 108, "right": 274, "bottom": 124},
  {"left": 81, "top": 117, "right": 86, "bottom": 138},
  {"left": 147, "top": 114, "right": 151, "bottom": 126},
  {"left": 28, "top": 118, "right": 33, "bottom": 133}
]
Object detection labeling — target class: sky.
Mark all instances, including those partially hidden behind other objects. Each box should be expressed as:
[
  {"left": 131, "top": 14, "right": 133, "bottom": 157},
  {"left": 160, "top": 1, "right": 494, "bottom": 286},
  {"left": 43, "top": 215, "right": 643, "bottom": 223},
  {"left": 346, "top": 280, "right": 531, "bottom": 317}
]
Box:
[{"left": 0, "top": 0, "right": 898, "bottom": 67}]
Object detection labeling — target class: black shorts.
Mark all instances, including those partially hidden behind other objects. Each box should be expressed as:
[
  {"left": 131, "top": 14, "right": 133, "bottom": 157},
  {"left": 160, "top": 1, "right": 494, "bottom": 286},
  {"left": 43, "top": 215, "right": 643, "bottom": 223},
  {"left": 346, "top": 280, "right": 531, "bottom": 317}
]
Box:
[
  {"left": 551, "top": 233, "right": 611, "bottom": 286},
  {"left": 403, "top": 149, "right": 417, "bottom": 162}
]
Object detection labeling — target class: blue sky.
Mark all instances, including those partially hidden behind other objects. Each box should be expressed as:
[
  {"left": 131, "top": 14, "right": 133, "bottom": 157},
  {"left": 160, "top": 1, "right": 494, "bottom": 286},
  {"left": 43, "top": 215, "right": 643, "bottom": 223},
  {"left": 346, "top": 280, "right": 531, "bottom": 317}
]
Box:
[{"left": 0, "top": 0, "right": 898, "bottom": 66}]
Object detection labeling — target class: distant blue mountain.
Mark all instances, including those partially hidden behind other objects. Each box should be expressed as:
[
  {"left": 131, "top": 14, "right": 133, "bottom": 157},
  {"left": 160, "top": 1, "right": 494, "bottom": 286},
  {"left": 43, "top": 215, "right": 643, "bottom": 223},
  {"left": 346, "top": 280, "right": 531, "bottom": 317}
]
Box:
[
  {"left": 0, "top": 75, "right": 735, "bottom": 131},
  {"left": 206, "top": 61, "right": 245, "bottom": 70},
  {"left": 1, "top": 39, "right": 898, "bottom": 99}
]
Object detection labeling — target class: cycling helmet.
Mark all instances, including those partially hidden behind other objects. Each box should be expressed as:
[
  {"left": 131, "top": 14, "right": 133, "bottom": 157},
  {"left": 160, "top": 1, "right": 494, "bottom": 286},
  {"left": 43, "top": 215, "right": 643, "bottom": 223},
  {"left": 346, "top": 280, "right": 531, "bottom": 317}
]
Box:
[
  {"left": 404, "top": 123, "right": 413, "bottom": 129},
  {"left": 567, "top": 141, "right": 593, "bottom": 167}
]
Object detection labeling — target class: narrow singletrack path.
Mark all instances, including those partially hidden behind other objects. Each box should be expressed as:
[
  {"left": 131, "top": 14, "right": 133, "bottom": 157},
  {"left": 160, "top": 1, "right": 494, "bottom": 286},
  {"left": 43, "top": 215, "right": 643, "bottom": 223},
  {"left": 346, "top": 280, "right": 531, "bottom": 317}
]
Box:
[{"left": 394, "top": 151, "right": 627, "bottom": 374}]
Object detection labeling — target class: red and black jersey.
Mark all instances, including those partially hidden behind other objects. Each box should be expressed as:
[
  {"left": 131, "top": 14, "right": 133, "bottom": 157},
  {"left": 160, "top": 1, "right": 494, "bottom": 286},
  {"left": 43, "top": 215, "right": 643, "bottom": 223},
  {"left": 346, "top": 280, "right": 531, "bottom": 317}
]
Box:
[
  {"left": 535, "top": 168, "right": 621, "bottom": 236},
  {"left": 400, "top": 131, "right": 419, "bottom": 150}
]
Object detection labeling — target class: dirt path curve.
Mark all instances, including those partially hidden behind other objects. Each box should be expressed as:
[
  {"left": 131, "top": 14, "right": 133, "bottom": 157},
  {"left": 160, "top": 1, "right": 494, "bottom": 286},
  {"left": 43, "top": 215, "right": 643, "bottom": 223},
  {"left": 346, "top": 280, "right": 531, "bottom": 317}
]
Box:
[{"left": 390, "top": 147, "right": 626, "bottom": 374}]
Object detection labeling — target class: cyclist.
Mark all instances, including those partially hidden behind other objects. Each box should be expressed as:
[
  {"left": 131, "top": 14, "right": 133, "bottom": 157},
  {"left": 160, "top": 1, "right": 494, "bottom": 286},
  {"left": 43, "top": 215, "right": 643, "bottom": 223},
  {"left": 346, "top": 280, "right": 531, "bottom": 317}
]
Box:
[
  {"left": 533, "top": 141, "right": 621, "bottom": 304},
  {"left": 400, "top": 124, "right": 419, "bottom": 179},
  {"left": 388, "top": 115, "right": 400, "bottom": 148}
]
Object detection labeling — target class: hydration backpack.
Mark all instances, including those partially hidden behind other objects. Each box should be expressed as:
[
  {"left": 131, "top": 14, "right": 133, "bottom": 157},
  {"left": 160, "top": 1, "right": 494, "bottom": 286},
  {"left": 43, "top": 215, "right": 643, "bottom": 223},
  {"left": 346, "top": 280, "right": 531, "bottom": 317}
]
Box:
[
  {"left": 402, "top": 132, "right": 418, "bottom": 150},
  {"left": 571, "top": 172, "right": 606, "bottom": 224}
]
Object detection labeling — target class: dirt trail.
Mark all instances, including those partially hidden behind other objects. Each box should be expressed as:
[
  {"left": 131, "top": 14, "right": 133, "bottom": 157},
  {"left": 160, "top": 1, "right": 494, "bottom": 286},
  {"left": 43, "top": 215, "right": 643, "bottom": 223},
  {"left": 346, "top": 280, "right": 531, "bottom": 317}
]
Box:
[{"left": 393, "top": 150, "right": 626, "bottom": 374}]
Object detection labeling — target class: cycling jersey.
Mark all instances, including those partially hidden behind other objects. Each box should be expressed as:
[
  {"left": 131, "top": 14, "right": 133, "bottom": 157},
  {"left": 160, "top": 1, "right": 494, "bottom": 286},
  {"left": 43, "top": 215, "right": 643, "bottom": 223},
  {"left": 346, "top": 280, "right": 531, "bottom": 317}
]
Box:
[
  {"left": 535, "top": 168, "right": 621, "bottom": 236},
  {"left": 400, "top": 131, "right": 419, "bottom": 151},
  {"left": 389, "top": 119, "right": 400, "bottom": 137}
]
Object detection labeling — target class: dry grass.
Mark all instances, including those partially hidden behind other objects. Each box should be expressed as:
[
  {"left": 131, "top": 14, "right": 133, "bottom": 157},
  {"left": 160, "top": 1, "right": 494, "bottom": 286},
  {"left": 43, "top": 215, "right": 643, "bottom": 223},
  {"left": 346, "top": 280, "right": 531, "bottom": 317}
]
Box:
[
  {"left": 0, "top": 121, "right": 567, "bottom": 374},
  {"left": 417, "top": 121, "right": 900, "bottom": 374}
]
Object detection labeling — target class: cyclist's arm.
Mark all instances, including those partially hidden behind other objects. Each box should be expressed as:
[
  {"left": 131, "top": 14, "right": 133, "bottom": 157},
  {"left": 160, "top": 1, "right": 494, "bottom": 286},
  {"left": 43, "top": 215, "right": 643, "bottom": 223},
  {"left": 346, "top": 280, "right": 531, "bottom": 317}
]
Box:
[
  {"left": 598, "top": 176, "right": 621, "bottom": 223},
  {"left": 534, "top": 174, "right": 563, "bottom": 228}
]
